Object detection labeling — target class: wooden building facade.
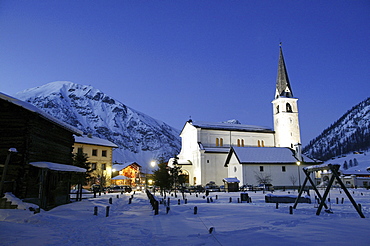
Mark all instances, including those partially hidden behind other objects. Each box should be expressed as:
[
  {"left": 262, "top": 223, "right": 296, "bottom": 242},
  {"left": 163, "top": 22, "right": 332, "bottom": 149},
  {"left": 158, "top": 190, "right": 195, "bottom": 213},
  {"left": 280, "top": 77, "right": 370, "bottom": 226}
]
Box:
[{"left": 0, "top": 93, "right": 84, "bottom": 209}]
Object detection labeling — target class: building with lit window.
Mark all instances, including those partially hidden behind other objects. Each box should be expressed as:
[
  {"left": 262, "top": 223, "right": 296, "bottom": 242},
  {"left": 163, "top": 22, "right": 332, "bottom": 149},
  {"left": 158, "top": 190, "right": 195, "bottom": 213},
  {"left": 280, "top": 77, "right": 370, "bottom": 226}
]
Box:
[
  {"left": 170, "top": 45, "right": 320, "bottom": 187},
  {"left": 73, "top": 135, "right": 118, "bottom": 187}
]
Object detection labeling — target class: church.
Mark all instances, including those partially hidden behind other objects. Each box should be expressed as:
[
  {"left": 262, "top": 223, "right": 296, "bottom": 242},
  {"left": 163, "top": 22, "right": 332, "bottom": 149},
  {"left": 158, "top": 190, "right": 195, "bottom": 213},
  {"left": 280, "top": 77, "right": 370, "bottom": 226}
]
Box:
[{"left": 169, "top": 45, "right": 320, "bottom": 188}]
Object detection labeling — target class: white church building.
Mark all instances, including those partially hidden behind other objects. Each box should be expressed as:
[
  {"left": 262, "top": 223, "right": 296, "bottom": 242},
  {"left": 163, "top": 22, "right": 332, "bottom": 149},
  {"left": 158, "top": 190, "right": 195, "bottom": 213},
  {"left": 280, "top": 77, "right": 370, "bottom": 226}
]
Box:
[{"left": 170, "top": 45, "right": 320, "bottom": 188}]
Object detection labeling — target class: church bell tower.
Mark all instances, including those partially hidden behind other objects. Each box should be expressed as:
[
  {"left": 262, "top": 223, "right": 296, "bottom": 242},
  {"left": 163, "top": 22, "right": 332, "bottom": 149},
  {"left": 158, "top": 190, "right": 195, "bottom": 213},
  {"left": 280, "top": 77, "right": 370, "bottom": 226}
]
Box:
[{"left": 272, "top": 44, "right": 301, "bottom": 148}]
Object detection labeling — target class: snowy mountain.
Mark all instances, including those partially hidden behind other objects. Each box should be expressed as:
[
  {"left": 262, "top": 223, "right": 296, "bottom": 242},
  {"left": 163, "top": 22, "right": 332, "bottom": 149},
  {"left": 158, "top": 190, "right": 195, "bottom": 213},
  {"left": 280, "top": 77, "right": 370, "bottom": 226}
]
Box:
[
  {"left": 303, "top": 97, "right": 370, "bottom": 161},
  {"left": 15, "top": 81, "right": 181, "bottom": 167}
]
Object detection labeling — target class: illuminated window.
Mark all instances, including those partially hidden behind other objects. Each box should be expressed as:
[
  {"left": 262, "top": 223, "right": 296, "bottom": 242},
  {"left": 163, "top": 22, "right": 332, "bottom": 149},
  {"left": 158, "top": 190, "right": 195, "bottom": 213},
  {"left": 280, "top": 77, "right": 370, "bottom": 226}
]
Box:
[
  {"left": 237, "top": 139, "right": 241, "bottom": 147},
  {"left": 101, "top": 163, "right": 106, "bottom": 170},
  {"left": 261, "top": 140, "right": 265, "bottom": 147},
  {"left": 241, "top": 139, "right": 244, "bottom": 147},
  {"left": 258, "top": 140, "right": 261, "bottom": 147},
  {"left": 216, "top": 138, "right": 219, "bottom": 146},
  {"left": 220, "top": 138, "right": 223, "bottom": 146},
  {"left": 91, "top": 163, "right": 97, "bottom": 170}
]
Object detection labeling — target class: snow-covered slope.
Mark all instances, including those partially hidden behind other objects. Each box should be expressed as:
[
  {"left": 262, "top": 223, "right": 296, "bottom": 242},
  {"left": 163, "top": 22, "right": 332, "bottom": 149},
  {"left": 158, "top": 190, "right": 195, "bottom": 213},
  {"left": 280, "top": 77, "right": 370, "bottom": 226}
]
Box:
[
  {"left": 303, "top": 97, "right": 370, "bottom": 161},
  {"left": 15, "top": 81, "right": 181, "bottom": 167}
]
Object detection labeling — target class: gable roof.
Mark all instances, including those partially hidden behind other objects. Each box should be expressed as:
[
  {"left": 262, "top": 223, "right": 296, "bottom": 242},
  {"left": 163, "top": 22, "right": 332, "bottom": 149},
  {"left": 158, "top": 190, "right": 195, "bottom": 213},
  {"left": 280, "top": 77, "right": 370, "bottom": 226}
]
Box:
[
  {"left": 185, "top": 121, "right": 273, "bottom": 133},
  {"left": 225, "top": 147, "right": 318, "bottom": 166},
  {"left": 74, "top": 135, "right": 118, "bottom": 148},
  {"left": 112, "top": 162, "right": 141, "bottom": 171},
  {"left": 0, "top": 92, "right": 82, "bottom": 136}
]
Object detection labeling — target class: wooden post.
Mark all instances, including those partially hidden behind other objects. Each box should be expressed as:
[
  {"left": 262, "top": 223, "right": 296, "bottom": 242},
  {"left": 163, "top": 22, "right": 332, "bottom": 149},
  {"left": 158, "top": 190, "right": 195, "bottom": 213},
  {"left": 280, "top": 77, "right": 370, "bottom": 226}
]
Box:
[
  {"left": 289, "top": 206, "right": 293, "bottom": 214},
  {"left": 106, "top": 206, "right": 110, "bottom": 217},
  {"left": 194, "top": 206, "right": 198, "bottom": 215},
  {"left": 94, "top": 206, "right": 98, "bottom": 216},
  {"left": 109, "top": 198, "right": 112, "bottom": 204}
]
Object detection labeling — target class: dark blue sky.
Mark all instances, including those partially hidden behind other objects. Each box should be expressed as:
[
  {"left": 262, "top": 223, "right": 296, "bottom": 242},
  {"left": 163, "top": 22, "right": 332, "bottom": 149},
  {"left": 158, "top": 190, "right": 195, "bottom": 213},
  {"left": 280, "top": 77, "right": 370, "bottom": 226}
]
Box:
[{"left": 1, "top": 1, "right": 369, "bottom": 145}]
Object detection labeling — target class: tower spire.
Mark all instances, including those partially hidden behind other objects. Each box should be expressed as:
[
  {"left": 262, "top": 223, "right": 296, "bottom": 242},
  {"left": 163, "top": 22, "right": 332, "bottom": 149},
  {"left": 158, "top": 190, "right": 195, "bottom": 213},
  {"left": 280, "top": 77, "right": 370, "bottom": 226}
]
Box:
[{"left": 275, "top": 43, "right": 293, "bottom": 98}]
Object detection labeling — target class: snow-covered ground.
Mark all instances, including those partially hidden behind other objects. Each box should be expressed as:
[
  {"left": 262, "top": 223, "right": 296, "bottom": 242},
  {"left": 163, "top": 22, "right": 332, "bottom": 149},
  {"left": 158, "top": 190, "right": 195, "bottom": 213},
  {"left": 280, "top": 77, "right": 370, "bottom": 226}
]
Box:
[{"left": 1, "top": 188, "right": 369, "bottom": 246}]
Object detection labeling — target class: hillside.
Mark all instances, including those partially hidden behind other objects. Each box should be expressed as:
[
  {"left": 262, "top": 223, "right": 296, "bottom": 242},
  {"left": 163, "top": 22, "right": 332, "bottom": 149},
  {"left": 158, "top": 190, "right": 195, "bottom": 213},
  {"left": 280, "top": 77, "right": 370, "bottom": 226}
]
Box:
[
  {"left": 15, "top": 81, "right": 181, "bottom": 167},
  {"left": 303, "top": 97, "right": 370, "bottom": 161}
]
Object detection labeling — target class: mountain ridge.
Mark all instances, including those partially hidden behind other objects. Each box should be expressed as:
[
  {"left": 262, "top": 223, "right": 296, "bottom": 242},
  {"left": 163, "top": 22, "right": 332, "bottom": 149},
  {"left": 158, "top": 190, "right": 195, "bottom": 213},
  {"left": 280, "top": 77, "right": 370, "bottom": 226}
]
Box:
[
  {"left": 15, "top": 81, "right": 181, "bottom": 167},
  {"left": 303, "top": 97, "right": 370, "bottom": 161}
]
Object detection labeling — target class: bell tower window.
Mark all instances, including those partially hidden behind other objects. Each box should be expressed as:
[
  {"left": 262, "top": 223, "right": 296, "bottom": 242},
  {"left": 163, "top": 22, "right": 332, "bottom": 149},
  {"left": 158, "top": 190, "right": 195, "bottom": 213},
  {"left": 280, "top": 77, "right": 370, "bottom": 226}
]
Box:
[{"left": 286, "top": 103, "right": 292, "bottom": 112}]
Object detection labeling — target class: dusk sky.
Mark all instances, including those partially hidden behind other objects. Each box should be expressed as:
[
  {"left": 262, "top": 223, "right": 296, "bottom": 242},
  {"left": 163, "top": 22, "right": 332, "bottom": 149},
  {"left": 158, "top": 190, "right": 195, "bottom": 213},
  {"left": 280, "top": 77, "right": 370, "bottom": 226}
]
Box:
[{"left": 1, "top": 1, "right": 369, "bottom": 146}]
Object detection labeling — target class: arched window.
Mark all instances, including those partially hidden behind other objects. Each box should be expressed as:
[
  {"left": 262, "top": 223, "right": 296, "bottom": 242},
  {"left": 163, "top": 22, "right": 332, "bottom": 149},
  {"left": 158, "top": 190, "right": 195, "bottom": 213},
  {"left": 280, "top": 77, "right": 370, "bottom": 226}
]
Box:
[
  {"left": 276, "top": 105, "right": 279, "bottom": 114},
  {"left": 261, "top": 140, "right": 265, "bottom": 147},
  {"left": 216, "top": 138, "right": 219, "bottom": 147},
  {"left": 237, "top": 139, "right": 240, "bottom": 147},
  {"left": 241, "top": 139, "right": 245, "bottom": 147},
  {"left": 220, "top": 138, "right": 223, "bottom": 146},
  {"left": 258, "top": 140, "right": 261, "bottom": 147},
  {"left": 286, "top": 103, "right": 292, "bottom": 112}
]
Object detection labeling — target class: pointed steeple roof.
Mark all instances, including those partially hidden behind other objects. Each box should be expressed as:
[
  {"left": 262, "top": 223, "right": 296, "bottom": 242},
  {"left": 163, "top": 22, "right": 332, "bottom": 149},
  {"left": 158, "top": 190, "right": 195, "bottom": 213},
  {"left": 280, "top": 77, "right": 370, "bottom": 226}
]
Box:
[{"left": 275, "top": 43, "right": 293, "bottom": 98}]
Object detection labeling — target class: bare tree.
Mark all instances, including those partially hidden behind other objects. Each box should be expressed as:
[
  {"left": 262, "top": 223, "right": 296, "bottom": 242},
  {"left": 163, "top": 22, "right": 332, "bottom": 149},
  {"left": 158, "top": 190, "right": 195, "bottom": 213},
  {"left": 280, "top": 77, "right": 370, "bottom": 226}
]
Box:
[
  {"left": 289, "top": 175, "right": 298, "bottom": 187},
  {"left": 254, "top": 172, "right": 272, "bottom": 184}
]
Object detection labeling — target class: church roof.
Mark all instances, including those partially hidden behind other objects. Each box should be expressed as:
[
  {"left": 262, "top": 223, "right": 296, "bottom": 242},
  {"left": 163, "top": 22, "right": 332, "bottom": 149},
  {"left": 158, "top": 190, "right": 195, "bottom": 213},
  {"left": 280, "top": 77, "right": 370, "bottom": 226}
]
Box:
[
  {"left": 189, "top": 121, "right": 273, "bottom": 133},
  {"left": 275, "top": 44, "right": 293, "bottom": 98},
  {"left": 225, "top": 147, "right": 318, "bottom": 166}
]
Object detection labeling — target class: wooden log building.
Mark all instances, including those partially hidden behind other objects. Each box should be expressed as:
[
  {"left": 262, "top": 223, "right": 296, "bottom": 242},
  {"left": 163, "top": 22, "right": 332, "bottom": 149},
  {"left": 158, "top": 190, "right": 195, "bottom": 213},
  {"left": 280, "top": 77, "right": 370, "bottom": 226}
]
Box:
[{"left": 0, "top": 92, "right": 85, "bottom": 210}]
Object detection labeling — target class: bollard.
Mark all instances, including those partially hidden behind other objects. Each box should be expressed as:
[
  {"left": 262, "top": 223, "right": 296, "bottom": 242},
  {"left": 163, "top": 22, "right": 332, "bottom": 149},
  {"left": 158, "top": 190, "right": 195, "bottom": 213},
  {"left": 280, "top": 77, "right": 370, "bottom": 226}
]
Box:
[
  {"left": 358, "top": 203, "right": 362, "bottom": 212},
  {"left": 207, "top": 197, "right": 210, "bottom": 203},
  {"left": 276, "top": 203, "right": 279, "bottom": 209},
  {"left": 185, "top": 199, "right": 187, "bottom": 204},
  {"left": 121, "top": 191, "right": 123, "bottom": 195},
  {"left": 166, "top": 206, "right": 170, "bottom": 214},
  {"left": 106, "top": 206, "right": 110, "bottom": 217},
  {"left": 109, "top": 198, "right": 112, "bottom": 204},
  {"left": 229, "top": 197, "right": 232, "bottom": 203},
  {"left": 249, "top": 197, "right": 252, "bottom": 203},
  {"left": 129, "top": 198, "right": 132, "bottom": 204},
  {"left": 336, "top": 197, "right": 339, "bottom": 204},
  {"left": 341, "top": 197, "right": 344, "bottom": 204},
  {"left": 178, "top": 199, "right": 181, "bottom": 205},
  {"left": 196, "top": 194, "right": 198, "bottom": 198},
  {"left": 210, "top": 197, "right": 213, "bottom": 203},
  {"left": 168, "top": 197, "right": 170, "bottom": 206},
  {"left": 289, "top": 206, "right": 293, "bottom": 214},
  {"left": 216, "top": 195, "right": 218, "bottom": 200},
  {"left": 94, "top": 206, "right": 98, "bottom": 216},
  {"left": 194, "top": 206, "right": 198, "bottom": 215},
  {"left": 237, "top": 198, "right": 240, "bottom": 203},
  {"left": 117, "top": 195, "right": 119, "bottom": 199},
  {"left": 209, "top": 227, "right": 214, "bottom": 234},
  {"left": 154, "top": 201, "right": 159, "bottom": 215}
]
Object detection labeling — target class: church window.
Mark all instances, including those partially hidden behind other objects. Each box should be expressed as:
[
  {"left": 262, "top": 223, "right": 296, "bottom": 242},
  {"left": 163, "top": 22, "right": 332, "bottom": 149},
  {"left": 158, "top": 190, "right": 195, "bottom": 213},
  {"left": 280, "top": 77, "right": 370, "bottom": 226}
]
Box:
[
  {"left": 207, "top": 160, "right": 209, "bottom": 163},
  {"left": 234, "top": 167, "right": 237, "bottom": 172},
  {"left": 276, "top": 105, "right": 279, "bottom": 114},
  {"left": 237, "top": 139, "right": 240, "bottom": 147},
  {"left": 260, "top": 166, "right": 264, "bottom": 172},
  {"left": 261, "top": 140, "right": 265, "bottom": 147},
  {"left": 282, "top": 166, "right": 286, "bottom": 172},
  {"left": 220, "top": 138, "right": 224, "bottom": 146},
  {"left": 258, "top": 140, "right": 260, "bottom": 147},
  {"left": 241, "top": 139, "right": 244, "bottom": 147},
  {"left": 286, "top": 103, "right": 292, "bottom": 112},
  {"left": 216, "top": 138, "right": 219, "bottom": 146}
]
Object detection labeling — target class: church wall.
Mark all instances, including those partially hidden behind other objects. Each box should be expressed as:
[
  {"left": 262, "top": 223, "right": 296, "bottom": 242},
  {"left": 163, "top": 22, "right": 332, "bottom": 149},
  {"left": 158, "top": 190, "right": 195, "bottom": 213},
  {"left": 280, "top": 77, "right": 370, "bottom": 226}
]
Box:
[
  {"left": 243, "top": 163, "right": 307, "bottom": 187},
  {"left": 201, "top": 152, "right": 228, "bottom": 185},
  {"left": 227, "top": 154, "right": 244, "bottom": 184}
]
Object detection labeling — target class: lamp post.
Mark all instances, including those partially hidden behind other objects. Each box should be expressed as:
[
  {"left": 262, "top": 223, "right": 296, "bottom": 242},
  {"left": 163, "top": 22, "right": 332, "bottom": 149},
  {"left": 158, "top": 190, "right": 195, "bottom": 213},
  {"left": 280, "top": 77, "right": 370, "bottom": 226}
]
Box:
[{"left": 296, "top": 161, "right": 301, "bottom": 192}]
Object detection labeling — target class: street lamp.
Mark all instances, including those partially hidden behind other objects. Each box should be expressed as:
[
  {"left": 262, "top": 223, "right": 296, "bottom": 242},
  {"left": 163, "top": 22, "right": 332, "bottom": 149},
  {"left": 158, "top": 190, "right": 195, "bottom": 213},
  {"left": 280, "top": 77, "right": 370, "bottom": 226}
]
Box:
[{"left": 296, "top": 161, "right": 301, "bottom": 192}]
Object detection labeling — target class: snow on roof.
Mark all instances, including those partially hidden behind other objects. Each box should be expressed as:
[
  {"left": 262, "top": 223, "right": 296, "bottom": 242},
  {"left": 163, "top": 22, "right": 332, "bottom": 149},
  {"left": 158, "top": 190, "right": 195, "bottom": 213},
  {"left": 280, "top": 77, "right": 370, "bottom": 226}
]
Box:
[
  {"left": 111, "top": 175, "right": 130, "bottom": 180},
  {"left": 231, "top": 147, "right": 298, "bottom": 164},
  {"left": 30, "top": 162, "right": 86, "bottom": 173},
  {"left": 74, "top": 135, "right": 118, "bottom": 148},
  {"left": 112, "top": 162, "right": 140, "bottom": 171},
  {"left": 223, "top": 177, "right": 240, "bottom": 183},
  {"left": 189, "top": 121, "right": 273, "bottom": 132},
  {"left": 0, "top": 92, "right": 82, "bottom": 136}
]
